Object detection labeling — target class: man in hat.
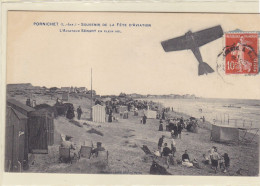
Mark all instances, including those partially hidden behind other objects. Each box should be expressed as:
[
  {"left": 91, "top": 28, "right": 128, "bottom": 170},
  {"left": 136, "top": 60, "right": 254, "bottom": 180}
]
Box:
[{"left": 77, "top": 106, "right": 83, "bottom": 120}]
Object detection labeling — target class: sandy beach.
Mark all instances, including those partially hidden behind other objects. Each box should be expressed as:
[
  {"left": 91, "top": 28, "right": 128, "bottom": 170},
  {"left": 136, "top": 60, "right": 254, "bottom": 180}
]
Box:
[{"left": 8, "top": 94, "right": 259, "bottom": 176}]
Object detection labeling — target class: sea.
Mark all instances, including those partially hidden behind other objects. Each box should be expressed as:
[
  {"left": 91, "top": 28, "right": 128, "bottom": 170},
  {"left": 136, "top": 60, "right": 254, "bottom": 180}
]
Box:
[{"left": 146, "top": 98, "right": 260, "bottom": 129}]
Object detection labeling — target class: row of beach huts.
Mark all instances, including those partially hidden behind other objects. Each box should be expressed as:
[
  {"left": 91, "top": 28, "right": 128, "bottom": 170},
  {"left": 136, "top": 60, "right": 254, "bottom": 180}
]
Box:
[{"left": 5, "top": 99, "right": 54, "bottom": 172}]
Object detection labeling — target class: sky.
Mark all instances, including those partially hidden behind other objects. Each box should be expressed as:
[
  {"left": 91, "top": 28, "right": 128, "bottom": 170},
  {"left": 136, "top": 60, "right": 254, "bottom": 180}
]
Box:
[{"left": 6, "top": 11, "right": 260, "bottom": 99}]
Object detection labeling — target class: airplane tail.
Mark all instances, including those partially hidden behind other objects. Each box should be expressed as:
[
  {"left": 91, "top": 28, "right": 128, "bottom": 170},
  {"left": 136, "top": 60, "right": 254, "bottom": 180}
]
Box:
[{"left": 198, "top": 62, "right": 214, "bottom": 75}]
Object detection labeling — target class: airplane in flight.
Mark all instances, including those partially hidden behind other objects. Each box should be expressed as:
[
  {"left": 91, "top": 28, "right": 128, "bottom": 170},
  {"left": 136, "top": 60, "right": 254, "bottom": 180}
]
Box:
[{"left": 161, "top": 25, "right": 224, "bottom": 75}]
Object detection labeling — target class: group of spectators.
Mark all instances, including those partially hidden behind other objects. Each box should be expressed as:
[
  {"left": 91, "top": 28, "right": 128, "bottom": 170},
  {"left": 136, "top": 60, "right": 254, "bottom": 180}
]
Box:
[
  {"left": 202, "top": 146, "right": 230, "bottom": 173},
  {"left": 157, "top": 135, "right": 194, "bottom": 169},
  {"left": 104, "top": 99, "right": 159, "bottom": 114},
  {"left": 156, "top": 134, "right": 230, "bottom": 173},
  {"left": 155, "top": 107, "right": 230, "bottom": 173},
  {"left": 158, "top": 118, "right": 185, "bottom": 139}
]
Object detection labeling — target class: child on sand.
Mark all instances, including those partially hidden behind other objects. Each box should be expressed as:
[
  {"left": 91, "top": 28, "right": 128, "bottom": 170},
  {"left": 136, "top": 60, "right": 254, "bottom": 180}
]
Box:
[
  {"left": 170, "top": 138, "right": 176, "bottom": 157},
  {"left": 210, "top": 147, "right": 220, "bottom": 173}
]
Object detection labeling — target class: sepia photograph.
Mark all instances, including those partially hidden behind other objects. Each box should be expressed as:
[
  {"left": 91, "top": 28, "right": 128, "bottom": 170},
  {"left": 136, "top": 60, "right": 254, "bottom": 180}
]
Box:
[{"left": 4, "top": 11, "right": 260, "bottom": 178}]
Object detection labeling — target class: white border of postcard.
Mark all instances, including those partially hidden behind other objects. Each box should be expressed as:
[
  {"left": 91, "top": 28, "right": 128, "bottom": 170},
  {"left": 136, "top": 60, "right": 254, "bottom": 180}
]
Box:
[{"left": 1, "top": 1, "right": 260, "bottom": 185}]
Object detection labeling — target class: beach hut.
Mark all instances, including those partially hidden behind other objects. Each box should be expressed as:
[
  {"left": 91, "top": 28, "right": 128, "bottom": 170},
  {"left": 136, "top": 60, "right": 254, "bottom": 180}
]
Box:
[
  {"left": 92, "top": 104, "right": 106, "bottom": 123},
  {"left": 5, "top": 106, "right": 28, "bottom": 172},
  {"left": 211, "top": 124, "right": 239, "bottom": 143},
  {"left": 144, "top": 110, "right": 157, "bottom": 119},
  {"left": 62, "top": 92, "right": 69, "bottom": 101},
  {"left": 28, "top": 109, "right": 54, "bottom": 154}
]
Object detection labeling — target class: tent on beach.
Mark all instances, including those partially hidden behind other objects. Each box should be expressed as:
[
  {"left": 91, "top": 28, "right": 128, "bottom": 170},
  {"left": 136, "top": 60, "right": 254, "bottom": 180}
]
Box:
[
  {"left": 211, "top": 124, "right": 240, "bottom": 143},
  {"left": 211, "top": 124, "right": 259, "bottom": 144},
  {"left": 92, "top": 104, "right": 106, "bottom": 123}
]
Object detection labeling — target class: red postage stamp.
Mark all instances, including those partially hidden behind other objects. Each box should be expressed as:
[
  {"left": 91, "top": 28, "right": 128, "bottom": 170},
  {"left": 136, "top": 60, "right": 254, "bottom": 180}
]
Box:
[{"left": 225, "top": 33, "right": 258, "bottom": 74}]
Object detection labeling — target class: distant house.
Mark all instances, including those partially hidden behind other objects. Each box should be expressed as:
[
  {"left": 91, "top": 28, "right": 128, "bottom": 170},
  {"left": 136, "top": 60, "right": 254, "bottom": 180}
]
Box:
[
  {"left": 77, "top": 87, "right": 87, "bottom": 93},
  {"left": 60, "top": 87, "right": 70, "bottom": 92},
  {"left": 129, "top": 93, "right": 142, "bottom": 98}
]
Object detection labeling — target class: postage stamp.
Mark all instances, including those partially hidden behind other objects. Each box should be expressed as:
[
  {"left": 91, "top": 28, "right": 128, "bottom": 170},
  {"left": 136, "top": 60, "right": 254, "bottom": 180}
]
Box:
[{"left": 225, "top": 33, "right": 258, "bottom": 74}]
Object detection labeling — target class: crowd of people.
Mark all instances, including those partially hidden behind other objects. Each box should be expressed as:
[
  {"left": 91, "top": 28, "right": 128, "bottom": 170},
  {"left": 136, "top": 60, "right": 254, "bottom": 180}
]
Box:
[
  {"left": 104, "top": 98, "right": 159, "bottom": 114},
  {"left": 102, "top": 98, "right": 161, "bottom": 123},
  {"left": 154, "top": 107, "right": 230, "bottom": 174},
  {"left": 157, "top": 116, "right": 199, "bottom": 134},
  {"left": 156, "top": 134, "right": 230, "bottom": 173}
]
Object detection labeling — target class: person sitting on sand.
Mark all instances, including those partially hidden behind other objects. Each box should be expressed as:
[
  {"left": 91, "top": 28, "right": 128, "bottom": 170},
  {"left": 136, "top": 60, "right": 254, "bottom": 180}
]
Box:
[
  {"left": 210, "top": 147, "right": 221, "bottom": 173},
  {"left": 182, "top": 150, "right": 193, "bottom": 167},
  {"left": 162, "top": 143, "right": 172, "bottom": 169},
  {"left": 60, "top": 137, "right": 77, "bottom": 160},
  {"left": 158, "top": 135, "right": 165, "bottom": 156},
  {"left": 209, "top": 146, "right": 216, "bottom": 164},
  {"left": 182, "top": 150, "right": 190, "bottom": 162}
]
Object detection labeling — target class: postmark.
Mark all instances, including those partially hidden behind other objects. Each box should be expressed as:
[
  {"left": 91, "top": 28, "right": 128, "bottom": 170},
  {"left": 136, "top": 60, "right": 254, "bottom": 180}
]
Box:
[{"left": 224, "top": 33, "right": 258, "bottom": 74}]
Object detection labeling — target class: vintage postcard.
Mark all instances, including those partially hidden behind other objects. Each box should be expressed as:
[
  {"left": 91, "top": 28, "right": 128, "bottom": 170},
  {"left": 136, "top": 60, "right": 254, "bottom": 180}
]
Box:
[{"left": 2, "top": 9, "right": 260, "bottom": 185}]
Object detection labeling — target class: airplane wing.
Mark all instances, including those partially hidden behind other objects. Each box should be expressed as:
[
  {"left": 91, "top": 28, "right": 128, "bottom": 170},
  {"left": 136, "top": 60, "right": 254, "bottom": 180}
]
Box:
[
  {"left": 193, "top": 25, "right": 223, "bottom": 47},
  {"left": 161, "top": 35, "right": 189, "bottom": 52}
]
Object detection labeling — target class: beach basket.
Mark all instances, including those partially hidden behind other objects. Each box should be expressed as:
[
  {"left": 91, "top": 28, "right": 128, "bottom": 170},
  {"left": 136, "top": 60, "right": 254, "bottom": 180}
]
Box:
[
  {"left": 80, "top": 146, "right": 92, "bottom": 159},
  {"left": 59, "top": 146, "right": 72, "bottom": 163}
]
